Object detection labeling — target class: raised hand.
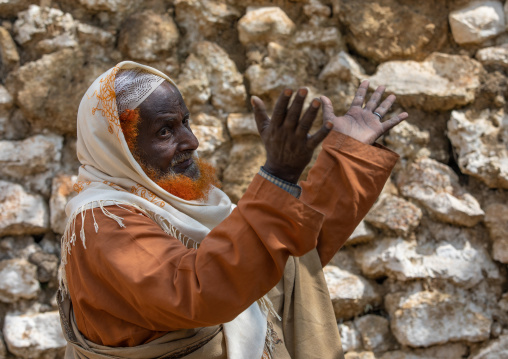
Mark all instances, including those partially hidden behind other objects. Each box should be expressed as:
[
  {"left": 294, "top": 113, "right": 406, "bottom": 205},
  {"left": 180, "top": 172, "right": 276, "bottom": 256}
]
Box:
[
  {"left": 321, "top": 80, "right": 408, "bottom": 145},
  {"left": 251, "top": 88, "right": 332, "bottom": 184}
]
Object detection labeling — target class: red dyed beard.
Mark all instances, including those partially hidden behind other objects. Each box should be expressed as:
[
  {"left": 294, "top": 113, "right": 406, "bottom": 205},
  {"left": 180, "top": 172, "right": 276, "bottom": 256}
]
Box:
[
  {"left": 141, "top": 156, "right": 219, "bottom": 201},
  {"left": 120, "top": 109, "right": 219, "bottom": 201}
]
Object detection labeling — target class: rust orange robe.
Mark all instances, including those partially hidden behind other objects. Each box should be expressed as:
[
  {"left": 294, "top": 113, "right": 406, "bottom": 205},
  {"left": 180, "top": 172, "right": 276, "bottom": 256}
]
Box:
[{"left": 65, "top": 131, "right": 399, "bottom": 347}]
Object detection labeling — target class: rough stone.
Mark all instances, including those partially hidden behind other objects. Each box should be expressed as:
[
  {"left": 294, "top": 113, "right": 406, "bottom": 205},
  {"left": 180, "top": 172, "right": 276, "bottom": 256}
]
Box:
[
  {"left": 13, "top": 5, "right": 78, "bottom": 58},
  {"left": 227, "top": 113, "right": 258, "bottom": 138},
  {"left": 324, "top": 265, "right": 382, "bottom": 320},
  {"left": 384, "top": 121, "right": 430, "bottom": 160},
  {"left": 476, "top": 44, "right": 508, "bottom": 68},
  {"left": 118, "top": 10, "right": 179, "bottom": 62},
  {"left": 0, "top": 85, "right": 13, "bottom": 118},
  {"left": 77, "top": 0, "right": 141, "bottom": 13},
  {"left": 345, "top": 220, "right": 376, "bottom": 246},
  {"left": 485, "top": 203, "right": 508, "bottom": 263},
  {"left": 292, "top": 25, "right": 343, "bottom": 49},
  {"left": 338, "top": 0, "right": 447, "bottom": 62},
  {"left": 0, "top": 0, "right": 37, "bottom": 18},
  {"left": 174, "top": 0, "right": 240, "bottom": 43},
  {"left": 0, "top": 108, "right": 31, "bottom": 141},
  {"left": 238, "top": 7, "right": 295, "bottom": 45},
  {"left": 397, "top": 158, "right": 484, "bottom": 227},
  {"left": 178, "top": 41, "right": 247, "bottom": 113},
  {"left": 28, "top": 251, "right": 58, "bottom": 283},
  {"left": 449, "top": 1, "right": 505, "bottom": 45},
  {"left": 0, "top": 26, "right": 20, "bottom": 79},
  {"left": 49, "top": 174, "right": 77, "bottom": 235},
  {"left": 3, "top": 311, "right": 66, "bottom": 358},
  {"left": 369, "top": 53, "right": 482, "bottom": 111},
  {"left": 385, "top": 289, "right": 492, "bottom": 347},
  {"left": 222, "top": 137, "right": 265, "bottom": 203},
  {"left": 0, "top": 180, "right": 49, "bottom": 236},
  {"left": 344, "top": 352, "right": 375, "bottom": 359},
  {"left": 0, "top": 134, "right": 63, "bottom": 178},
  {"left": 5, "top": 48, "right": 101, "bottom": 135},
  {"left": 356, "top": 236, "right": 499, "bottom": 288},
  {"left": 355, "top": 314, "right": 398, "bottom": 352},
  {"left": 319, "top": 51, "right": 365, "bottom": 83},
  {"left": 448, "top": 109, "right": 508, "bottom": 189},
  {"left": 338, "top": 321, "right": 362, "bottom": 354},
  {"left": 0, "top": 236, "right": 39, "bottom": 261},
  {"left": 470, "top": 334, "right": 508, "bottom": 359},
  {"left": 380, "top": 343, "right": 468, "bottom": 359},
  {"left": 0, "top": 259, "right": 39, "bottom": 303},
  {"left": 190, "top": 113, "right": 227, "bottom": 165},
  {"left": 365, "top": 195, "right": 422, "bottom": 236}
]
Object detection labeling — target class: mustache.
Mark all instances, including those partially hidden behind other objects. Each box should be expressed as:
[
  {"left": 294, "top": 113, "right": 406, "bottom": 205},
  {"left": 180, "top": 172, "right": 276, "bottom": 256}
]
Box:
[{"left": 171, "top": 151, "right": 195, "bottom": 167}]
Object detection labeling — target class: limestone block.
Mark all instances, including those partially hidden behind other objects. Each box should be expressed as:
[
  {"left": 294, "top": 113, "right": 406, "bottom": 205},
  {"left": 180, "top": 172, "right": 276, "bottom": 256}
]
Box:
[
  {"left": 175, "top": 0, "right": 240, "bottom": 42},
  {"left": 49, "top": 174, "right": 77, "bottom": 235},
  {"left": 384, "top": 121, "right": 430, "bottom": 160},
  {"left": 324, "top": 265, "right": 381, "bottom": 320},
  {"left": 498, "top": 292, "right": 508, "bottom": 311},
  {"left": 0, "top": 236, "right": 40, "bottom": 261},
  {"left": 0, "top": 85, "right": 13, "bottom": 117},
  {"left": 385, "top": 289, "right": 492, "bottom": 347},
  {"left": 13, "top": 5, "right": 78, "bottom": 57},
  {"left": 77, "top": 0, "right": 140, "bottom": 12},
  {"left": 338, "top": 321, "right": 362, "bottom": 353},
  {"left": 470, "top": 334, "right": 508, "bottom": 358},
  {"left": 380, "top": 343, "right": 468, "bottom": 359},
  {"left": 448, "top": 109, "right": 508, "bottom": 189},
  {"left": 0, "top": 259, "right": 39, "bottom": 303},
  {"left": 227, "top": 113, "right": 258, "bottom": 138},
  {"left": 476, "top": 44, "right": 508, "bottom": 67},
  {"left": 0, "top": 0, "right": 37, "bottom": 18},
  {"left": 3, "top": 311, "right": 66, "bottom": 358},
  {"left": 355, "top": 315, "right": 398, "bottom": 352},
  {"left": 0, "top": 332, "right": 6, "bottom": 359},
  {"left": 369, "top": 53, "right": 482, "bottom": 111},
  {"left": 222, "top": 137, "right": 265, "bottom": 203},
  {"left": 365, "top": 195, "right": 422, "bottom": 236},
  {"left": 178, "top": 41, "right": 246, "bottom": 113},
  {"left": 28, "top": 251, "right": 58, "bottom": 283},
  {"left": 319, "top": 51, "right": 365, "bottom": 83},
  {"left": 356, "top": 236, "right": 499, "bottom": 288},
  {"left": 344, "top": 352, "right": 375, "bottom": 359},
  {"left": 338, "top": 0, "right": 447, "bottom": 62},
  {"left": 5, "top": 48, "right": 91, "bottom": 135},
  {"left": 0, "top": 181, "right": 49, "bottom": 236},
  {"left": 238, "top": 7, "right": 295, "bottom": 45},
  {"left": 0, "top": 134, "right": 63, "bottom": 178},
  {"left": 449, "top": 1, "right": 505, "bottom": 45},
  {"left": 345, "top": 220, "right": 375, "bottom": 246},
  {"left": 0, "top": 26, "right": 20, "bottom": 79},
  {"left": 190, "top": 113, "right": 226, "bottom": 158},
  {"left": 397, "top": 158, "right": 484, "bottom": 227},
  {"left": 485, "top": 204, "right": 508, "bottom": 263},
  {"left": 292, "top": 26, "right": 343, "bottom": 48},
  {"left": 118, "top": 10, "right": 179, "bottom": 62}
]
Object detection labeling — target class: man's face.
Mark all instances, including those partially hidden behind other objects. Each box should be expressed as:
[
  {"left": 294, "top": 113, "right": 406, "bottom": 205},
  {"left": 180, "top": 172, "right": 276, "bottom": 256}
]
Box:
[{"left": 135, "top": 81, "right": 200, "bottom": 179}]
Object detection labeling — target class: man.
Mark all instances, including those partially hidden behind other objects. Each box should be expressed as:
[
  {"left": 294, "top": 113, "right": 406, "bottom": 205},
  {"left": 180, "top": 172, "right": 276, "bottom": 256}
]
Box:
[{"left": 58, "top": 61, "right": 407, "bottom": 359}]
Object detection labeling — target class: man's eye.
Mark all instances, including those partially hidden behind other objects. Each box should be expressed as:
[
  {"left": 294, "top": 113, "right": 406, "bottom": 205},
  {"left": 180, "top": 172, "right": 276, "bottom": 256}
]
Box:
[{"left": 159, "top": 127, "right": 171, "bottom": 137}]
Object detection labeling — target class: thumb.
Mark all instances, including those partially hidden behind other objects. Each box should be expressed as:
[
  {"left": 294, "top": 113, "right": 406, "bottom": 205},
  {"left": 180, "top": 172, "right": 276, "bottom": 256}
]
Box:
[{"left": 320, "top": 96, "right": 335, "bottom": 124}]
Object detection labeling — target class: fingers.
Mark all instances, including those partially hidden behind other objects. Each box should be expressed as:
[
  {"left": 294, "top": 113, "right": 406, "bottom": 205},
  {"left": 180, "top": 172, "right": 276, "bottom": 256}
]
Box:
[
  {"left": 373, "top": 94, "right": 396, "bottom": 118},
  {"left": 251, "top": 96, "right": 270, "bottom": 135},
  {"left": 296, "top": 98, "right": 321, "bottom": 136},
  {"left": 320, "top": 95, "right": 335, "bottom": 123},
  {"left": 381, "top": 112, "right": 409, "bottom": 133},
  {"left": 365, "top": 86, "right": 386, "bottom": 112},
  {"left": 350, "top": 80, "right": 369, "bottom": 107},
  {"left": 285, "top": 88, "right": 308, "bottom": 129},
  {"left": 271, "top": 89, "right": 293, "bottom": 127},
  {"left": 307, "top": 122, "right": 333, "bottom": 149}
]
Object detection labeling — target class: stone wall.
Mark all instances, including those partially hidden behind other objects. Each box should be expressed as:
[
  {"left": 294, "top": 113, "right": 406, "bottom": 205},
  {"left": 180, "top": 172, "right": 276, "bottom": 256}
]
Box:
[{"left": 0, "top": 0, "right": 507, "bottom": 358}]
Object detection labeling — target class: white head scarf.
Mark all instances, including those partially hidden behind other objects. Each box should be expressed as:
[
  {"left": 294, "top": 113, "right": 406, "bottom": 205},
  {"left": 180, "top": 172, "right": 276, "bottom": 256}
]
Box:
[{"left": 60, "top": 61, "right": 273, "bottom": 359}]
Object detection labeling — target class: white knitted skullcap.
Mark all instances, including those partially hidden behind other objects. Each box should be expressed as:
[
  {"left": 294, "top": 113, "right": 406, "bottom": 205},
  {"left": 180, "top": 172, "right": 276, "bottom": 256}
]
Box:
[{"left": 115, "top": 68, "right": 166, "bottom": 115}]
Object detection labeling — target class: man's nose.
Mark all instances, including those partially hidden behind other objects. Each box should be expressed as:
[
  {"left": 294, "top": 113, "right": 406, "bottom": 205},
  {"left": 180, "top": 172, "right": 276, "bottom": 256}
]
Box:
[{"left": 177, "top": 126, "right": 199, "bottom": 152}]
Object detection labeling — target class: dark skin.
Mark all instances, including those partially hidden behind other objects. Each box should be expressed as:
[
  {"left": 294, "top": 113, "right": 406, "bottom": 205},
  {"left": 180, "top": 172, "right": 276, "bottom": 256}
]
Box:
[
  {"left": 134, "top": 80, "right": 408, "bottom": 185},
  {"left": 251, "top": 80, "right": 409, "bottom": 183}
]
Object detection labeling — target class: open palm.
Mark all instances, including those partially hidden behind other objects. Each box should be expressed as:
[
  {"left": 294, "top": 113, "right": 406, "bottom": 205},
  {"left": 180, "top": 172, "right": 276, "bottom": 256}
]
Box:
[{"left": 321, "top": 80, "right": 408, "bottom": 145}]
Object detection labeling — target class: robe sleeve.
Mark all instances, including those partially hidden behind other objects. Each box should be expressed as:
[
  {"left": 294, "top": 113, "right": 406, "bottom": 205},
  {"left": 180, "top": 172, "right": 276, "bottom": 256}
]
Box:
[
  {"left": 299, "top": 130, "right": 399, "bottom": 267},
  {"left": 66, "top": 175, "right": 324, "bottom": 346}
]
